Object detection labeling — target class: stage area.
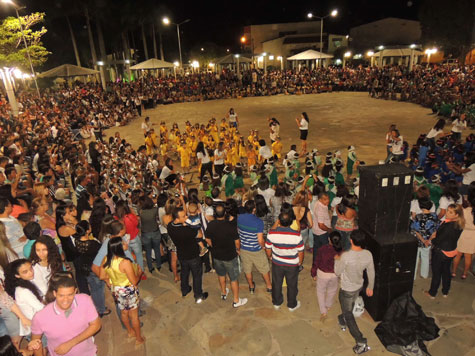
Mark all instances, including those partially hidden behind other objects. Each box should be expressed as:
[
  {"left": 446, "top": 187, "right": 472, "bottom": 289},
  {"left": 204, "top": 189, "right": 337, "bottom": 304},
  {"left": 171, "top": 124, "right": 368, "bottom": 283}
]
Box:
[{"left": 106, "top": 92, "right": 438, "bottom": 165}]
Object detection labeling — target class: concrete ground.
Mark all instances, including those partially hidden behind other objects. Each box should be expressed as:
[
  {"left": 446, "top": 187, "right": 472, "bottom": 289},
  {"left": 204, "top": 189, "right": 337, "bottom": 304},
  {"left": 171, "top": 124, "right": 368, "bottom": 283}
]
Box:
[{"left": 99, "top": 93, "right": 475, "bottom": 355}]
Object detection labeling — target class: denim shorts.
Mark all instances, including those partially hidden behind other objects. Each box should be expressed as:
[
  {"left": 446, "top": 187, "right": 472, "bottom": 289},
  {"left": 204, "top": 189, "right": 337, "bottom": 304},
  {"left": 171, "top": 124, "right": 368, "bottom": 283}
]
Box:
[{"left": 213, "top": 257, "right": 240, "bottom": 281}]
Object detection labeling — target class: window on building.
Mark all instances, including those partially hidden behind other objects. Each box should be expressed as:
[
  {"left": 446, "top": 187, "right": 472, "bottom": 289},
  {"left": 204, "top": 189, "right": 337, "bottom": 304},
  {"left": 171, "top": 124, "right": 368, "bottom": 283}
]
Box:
[{"left": 332, "top": 37, "right": 343, "bottom": 48}]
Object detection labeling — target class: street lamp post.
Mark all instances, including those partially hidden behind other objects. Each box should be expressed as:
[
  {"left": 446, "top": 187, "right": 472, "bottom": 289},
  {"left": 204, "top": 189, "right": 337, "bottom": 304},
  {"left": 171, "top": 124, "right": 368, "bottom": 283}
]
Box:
[
  {"left": 307, "top": 9, "right": 338, "bottom": 68},
  {"left": 0, "top": 68, "right": 19, "bottom": 116},
  {"left": 2, "top": 0, "right": 40, "bottom": 97},
  {"left": 162, "top": 17, "right": 191, "bottom": 69},
  {"left": 424, "top": 48, "right": 437, "bottom": 67},
  {"left": 343, "top": 51, "right": 351, "bottom": 68}
]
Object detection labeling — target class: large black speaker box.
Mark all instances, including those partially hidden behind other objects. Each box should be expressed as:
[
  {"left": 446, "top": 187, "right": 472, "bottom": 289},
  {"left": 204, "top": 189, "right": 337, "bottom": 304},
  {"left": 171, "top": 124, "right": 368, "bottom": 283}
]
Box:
[
  {"left": 358, "top": 164, "right": 414, "bottom": 238},
  {"left": 362, "top": 233, "right": 418, "bottom": 321}
]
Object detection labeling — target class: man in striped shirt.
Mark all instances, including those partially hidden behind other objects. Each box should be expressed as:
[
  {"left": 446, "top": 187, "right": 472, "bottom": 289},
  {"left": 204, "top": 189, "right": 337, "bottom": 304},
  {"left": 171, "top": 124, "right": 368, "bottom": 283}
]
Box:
[
  {"left": 265, "top": 211, "right": 304, "bottom": 311},
  {"left": 237, "top": 200, "right": 272, "bottom": 294}
]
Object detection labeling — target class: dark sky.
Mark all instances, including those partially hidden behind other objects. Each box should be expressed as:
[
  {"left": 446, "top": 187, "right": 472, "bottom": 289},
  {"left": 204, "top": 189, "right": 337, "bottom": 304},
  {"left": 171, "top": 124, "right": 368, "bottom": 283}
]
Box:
[{"left": 6, "top": 0, "right": 420, "bottom": 68}]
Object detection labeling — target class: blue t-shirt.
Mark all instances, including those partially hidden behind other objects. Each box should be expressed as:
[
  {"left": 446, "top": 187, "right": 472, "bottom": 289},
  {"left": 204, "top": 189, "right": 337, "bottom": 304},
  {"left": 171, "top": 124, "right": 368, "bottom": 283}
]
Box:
[
  {"left": 23, "top": 240, "right": 36, "bottom": 259},
  {"left": 93, "top": 237, "right": 134, "bottom": 267},
  {"left": 237, "top": 213, "right": 264, "bottom": 252}
]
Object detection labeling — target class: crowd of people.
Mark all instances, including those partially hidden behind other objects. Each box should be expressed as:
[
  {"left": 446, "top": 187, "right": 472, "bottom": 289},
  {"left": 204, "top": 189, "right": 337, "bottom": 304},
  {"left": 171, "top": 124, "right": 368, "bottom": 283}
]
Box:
[{"left": 0, "top": 63, "right": 472, "bottom": 355}]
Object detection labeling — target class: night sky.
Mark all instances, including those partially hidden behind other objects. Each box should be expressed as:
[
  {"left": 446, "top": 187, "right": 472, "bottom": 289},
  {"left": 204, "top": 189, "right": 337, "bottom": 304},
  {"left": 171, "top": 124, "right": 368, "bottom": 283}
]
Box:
[{"left": 3, "top": 0, "right": 420, "bottom": 69}]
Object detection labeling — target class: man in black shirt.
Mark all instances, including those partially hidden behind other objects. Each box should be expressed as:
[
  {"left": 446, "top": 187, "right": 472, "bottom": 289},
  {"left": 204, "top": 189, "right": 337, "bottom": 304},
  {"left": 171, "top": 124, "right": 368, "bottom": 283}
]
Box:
[
  {"left": 167, "top": 207, "right": 208, "bottom": 303},
  {"left": 205, "top": 204, "right": 247, "bottom": 308}
]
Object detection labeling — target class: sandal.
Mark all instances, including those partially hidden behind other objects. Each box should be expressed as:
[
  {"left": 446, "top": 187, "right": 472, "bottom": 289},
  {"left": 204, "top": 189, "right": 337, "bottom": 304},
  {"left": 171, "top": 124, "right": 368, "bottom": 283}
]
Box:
[
  {"left": 135, "top": 337, "right": 146, "bottom": 346},
  {"left": 461, "top": 274, "right": 467, "bottom": 280},
  {"left": 249, "top": 281, "right": 256, "bottom": 294},
  {"left": 451, "top": 273, "right": 456, "bottom": 277}
]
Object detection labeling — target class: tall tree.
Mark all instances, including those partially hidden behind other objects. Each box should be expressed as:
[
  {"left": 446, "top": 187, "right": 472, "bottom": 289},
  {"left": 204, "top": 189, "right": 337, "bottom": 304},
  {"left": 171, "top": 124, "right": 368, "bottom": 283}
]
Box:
[
  {"left": 0, "top": 12, "right": 49, "bottom": 69},
  {"left": 419, "top": 0, "right": 475, "bottom": 63}
]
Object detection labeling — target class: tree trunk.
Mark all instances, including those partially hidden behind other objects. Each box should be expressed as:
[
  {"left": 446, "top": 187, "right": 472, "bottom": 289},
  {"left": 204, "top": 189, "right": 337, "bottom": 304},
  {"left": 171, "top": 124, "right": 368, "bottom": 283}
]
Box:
[
  {"left": 84, "top": 6, "right": 98, "bottom": 70},
  {"left": 95, "top": 16, "right": 108, "bottom": 87},
  {"left": 158, "top": 26, "right": 164, "bottom": 60},
  {"left": 129, "top": 31, "right": 135, "bottom": 60},
  {"left": 66, "top": 15, "right": 81, "bottom": 67},
  {"left": 141, "top": 23, "right": 149, "bottom": 60},
  {"left": 151, "top": 23, "right": 158, "bottom": 59},
  {"left": 122, "top": 32, "right": 132, "bottom": 80}
]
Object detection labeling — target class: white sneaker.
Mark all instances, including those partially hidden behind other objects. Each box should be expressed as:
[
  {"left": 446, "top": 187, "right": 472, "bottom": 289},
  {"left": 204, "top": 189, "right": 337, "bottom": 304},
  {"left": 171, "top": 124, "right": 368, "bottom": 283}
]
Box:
[
  {"left": 221, "top": 288, "right": 230, "bottom": 300},
  {"left": 233, "top": 298, "right": 248, "bottom": 308},
  {"left": 273, "top": 304, "right": 281, "bottom": 310},
  {"left": 288, "top": 301, "right": 301, "bottom": 312}
]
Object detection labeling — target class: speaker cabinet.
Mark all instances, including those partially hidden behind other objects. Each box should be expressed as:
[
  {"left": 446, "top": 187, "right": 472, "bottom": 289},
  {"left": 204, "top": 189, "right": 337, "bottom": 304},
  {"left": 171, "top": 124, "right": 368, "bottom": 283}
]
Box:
[
  {"left": 358, "top": 164, "right": 414, "bottom": 238},
  {"left": 362, "top": 233, "right": 418, "bottom": 321}
]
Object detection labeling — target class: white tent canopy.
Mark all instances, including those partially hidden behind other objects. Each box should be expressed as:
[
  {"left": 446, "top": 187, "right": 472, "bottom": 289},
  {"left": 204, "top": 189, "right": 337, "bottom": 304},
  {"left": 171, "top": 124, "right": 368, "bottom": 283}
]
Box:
[
  {"left": 287, "top": 49, "right": 333, "bottom": 60},
  {"left": 130, "top": 58, "right": 174, "bottom": 70},
  {"left": 215, "top": 54, "right": 252, "bottom": 65},
  {"left": 372, "top": 49, "right": 423, "bottom": 57},
  {"left": 38, "top": 64, "right": 99, "bottom": 78}
]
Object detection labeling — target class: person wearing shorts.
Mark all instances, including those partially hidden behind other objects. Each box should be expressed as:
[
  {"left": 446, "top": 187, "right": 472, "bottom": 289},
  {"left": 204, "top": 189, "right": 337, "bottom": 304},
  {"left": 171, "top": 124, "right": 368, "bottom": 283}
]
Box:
[
  {"left": 236, "top": 200, "right": 272, "bottom": 294},
  {"left": 205, "top": 204, "right": 248, "bottom": 308},
  {"left": 296, "top": 112, "right": 309, "bottom": 155}
]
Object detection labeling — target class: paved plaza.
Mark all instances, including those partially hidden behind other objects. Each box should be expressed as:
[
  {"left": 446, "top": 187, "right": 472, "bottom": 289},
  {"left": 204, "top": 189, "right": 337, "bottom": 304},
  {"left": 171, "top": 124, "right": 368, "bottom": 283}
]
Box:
[{"left": 101, "top": 93, "right": 475, "bottom": 355}]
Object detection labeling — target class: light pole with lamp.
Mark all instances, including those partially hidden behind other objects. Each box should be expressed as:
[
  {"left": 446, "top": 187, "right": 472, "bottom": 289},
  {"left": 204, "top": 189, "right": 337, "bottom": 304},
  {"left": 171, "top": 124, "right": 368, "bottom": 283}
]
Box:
[
  {"left": 307, "top": 9, "right": 338, "bottom": 68},
  {"left": 0, "top": 68, "right": 19, "bottom": 116},
  {"left": 424, "top": 48, "right": 437, "bottom": 67},
  {"left": 366, "top": 51, "right": 374, "bottom": 67},
  {"left": 343, "top": 51, "right": 351, "bottom": 68},
  {"left": 234, "top": 54, "right": 240, "bottom": 79},
  {"left": 377, "top": 45, "right": 384, "bottom": 67},
  {"left": 162, "top": 17, "right": 191, "bottom": 69},
  {"left": 1, "top": 0, "right": 40, "bottom": 97},
  {"left": 277, "top": 56, "right": 283, "bottom": 70}
]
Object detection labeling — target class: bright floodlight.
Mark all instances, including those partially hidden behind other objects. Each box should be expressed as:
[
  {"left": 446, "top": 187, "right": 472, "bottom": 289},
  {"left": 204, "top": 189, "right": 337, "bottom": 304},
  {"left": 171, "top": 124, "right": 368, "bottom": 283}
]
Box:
[
  {"left": 410, "top": 44, "right": 416, "bottom": 49},
  {"left": 262, "top": 52, "right": 267, "bottom": 56},
  {"left": 97, "top": 61, "right": 104, "bottom": 66},
  {"left": 331, "top": 9, "right": 338, "bottom": 17},
  {"left": 425, "top": 48, "right": 437, "bottom": 55},
  {"left": 367, "top": 51, "right": 374, "bottom": 56},
  {"left": 173, "top": 61, "right": 179, "bottom": 66},
  {"left": 162, "top": 17, "right": 170, "bottom": 25},
  {"left": 269, "top": 55, "right": 274, "bottom": 60},
  {"left": 234, "top": 54, "right": 240, "bottom": 58},
  {"left": 378, "top": 45, "right": 384, "bottom": 50},
  {"left": 307, "top": 12, "right": 313, "bottom": 19},
  {"left": 277, "top": 56, "right": 282, "bottom": 60},
  {"left": 12, "top": 68, "right": 22, "bottom": 79},
  {"left": 208, "top": 63, "right": 214, "bottom": 67},
  {"left": 1, "top": 0, "right": 14, "bottom": 4},
  {"left": 240, "top": 36, "right": 246, "bottom": 43},
  {"left": 344, "top": 51, "right": 352, "bottom": 58},
  {"left": 191, "top": 60, "right": 199, "bottom": 68},
  {"left": 226, "top": 49, "right": 230, "bottom": 52}
]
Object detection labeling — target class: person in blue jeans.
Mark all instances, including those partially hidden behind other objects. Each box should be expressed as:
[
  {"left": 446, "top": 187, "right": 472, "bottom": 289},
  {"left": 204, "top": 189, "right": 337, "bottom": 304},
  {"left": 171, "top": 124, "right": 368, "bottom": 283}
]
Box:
[{"left": 138, "top": 196, "right": 162, "bottom": 273}]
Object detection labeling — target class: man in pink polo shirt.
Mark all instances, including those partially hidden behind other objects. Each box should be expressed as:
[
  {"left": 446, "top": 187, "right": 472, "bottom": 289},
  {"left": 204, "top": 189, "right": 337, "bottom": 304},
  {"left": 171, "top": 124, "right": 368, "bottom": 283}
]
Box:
[{"left": 31, "top": 275, "right": 101, "bottom": 356}]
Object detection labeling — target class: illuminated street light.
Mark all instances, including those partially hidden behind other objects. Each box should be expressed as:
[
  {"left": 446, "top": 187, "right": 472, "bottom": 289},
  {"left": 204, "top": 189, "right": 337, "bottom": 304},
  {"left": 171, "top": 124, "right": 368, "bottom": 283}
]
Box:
[
  {"left": 208, "top": 63, "right": 214, "bottom": 67},
  {"left": 344, "top": 51, "right": 352, "bottom": 58},
  {"left": 277, "top": 56, "right": 282, "bottom": 60},
  {"left": 269, "top": 55, "right": 274, "bottom": 60},
  {"left": 2, "top": 0, "right": 40, "bottom": 97},
  {"left": 124, "top": 59, "right": 130, "bottom": 64},
  {"left": 162, "top": 16, "right": 191, "bottom": 67},
  {"left": 378, "top": 45, "right": 384, "bottom": 50},
  {"left": 173, "top": 61, "right": 179, "bottom": 67},
  {"left": 234, "top": 54, "right": 240, "bottom": 58},
  {"left": 306, "top": 9, "right": 339, "bottom": 67},
  {"left": 410, "top": 44, "right": 417, "bottom": 49},
  {"left": 200, "top": 47, "right": 204, "bottom": 51},
  {"left": 191, "top": 60, "right": 199, "bottom": 68},
  {"left": 226, "top": 49, "right": 230, "bottom": 52},
  {"left": 424, "top": 48, "right": 438, "bottom": 66},
  {"left": 97, "top": 61, "right": 104, "bottom": 66},
  {"left": 240, "top": 36, "right": 246, "bottom": 43},
  {"left": 366, "top": 51, "right": 374, "bottom": 56}
]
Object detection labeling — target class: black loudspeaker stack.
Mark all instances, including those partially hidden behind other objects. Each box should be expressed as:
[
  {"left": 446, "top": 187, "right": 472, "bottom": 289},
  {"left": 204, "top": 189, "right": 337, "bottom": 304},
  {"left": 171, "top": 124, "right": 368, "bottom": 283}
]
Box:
[{"left": 358, "top": 164, "right": 417, "bottom": 321}]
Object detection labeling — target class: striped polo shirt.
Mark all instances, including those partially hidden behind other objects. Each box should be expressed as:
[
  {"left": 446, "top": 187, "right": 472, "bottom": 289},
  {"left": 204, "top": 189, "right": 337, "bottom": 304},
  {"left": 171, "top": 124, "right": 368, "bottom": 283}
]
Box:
[
  {"left": 265, "top": 227, "right": 304, "bottom": 267},
  {"left": 237, "top": 213, "right": 264, "bottom": 252}
]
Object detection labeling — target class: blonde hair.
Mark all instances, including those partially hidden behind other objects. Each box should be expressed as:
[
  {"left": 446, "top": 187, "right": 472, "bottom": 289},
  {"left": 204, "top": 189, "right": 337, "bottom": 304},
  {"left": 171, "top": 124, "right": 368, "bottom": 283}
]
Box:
[
  {"left": 292, "top": 191, "right": 308, "bottom": 207},
  {"left": 447, "top": 204, "right": 465, "bottom": 230},
  {"left": 0, "top": 222, "right": 18, "bottom": 271}
]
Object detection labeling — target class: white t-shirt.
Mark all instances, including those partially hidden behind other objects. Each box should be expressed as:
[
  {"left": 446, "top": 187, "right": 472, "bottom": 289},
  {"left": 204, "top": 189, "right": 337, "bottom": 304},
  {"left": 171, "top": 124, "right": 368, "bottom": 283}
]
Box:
[
  {"left": 427, "top": 128, "right": 443, "bottom": 139},
  {"left": 228, "top": 113, "right": 237, "bottom": 123},
  {"left": 15, "top": 287, "right": 44, "bottom": 336},
  {"left": 159, "top": 166, "right": 172, "bottom": 180},
  {"left": 214, "top": 149, "right": 225, "bottom": 165},
  {"left": 197, "top": 150, "right": 211, "bottom": 164},
  {"left": 331, "top": 196, "right": 343, "bottom": 216},
  {"left": 439, "top": 195, "right": 463, "bottom": 210},
  {"left": 299, "top": 118, "right": 309, "bottom": 130},
  {"left": 257, "top": 188, "right": 275, "bottom": 206},
  {"left": 141, "top": 122, "right": 152, "bottom": 132},
  {"left": 158, "top": 207, "right": 167, "bottom": 234},
  {"left": 32, "top": 263, "right": 51, "bottom": 298},
  {"left": 451, "top": 119, "right": 466, "bottom": 133},
  {"left": 259, "top": 146, "right": 272, "bottom": 160},
  {"left": 391, "top": 136, "right": 404, "bottom": 155},
  {"left": 462, "top": 163, "right": 475, "bottom": 185}
]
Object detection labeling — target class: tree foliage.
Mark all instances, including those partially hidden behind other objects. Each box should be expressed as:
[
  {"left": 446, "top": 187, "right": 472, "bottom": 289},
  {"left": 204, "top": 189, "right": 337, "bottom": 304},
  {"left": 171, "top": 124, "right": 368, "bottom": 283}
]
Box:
[
  {"left": 419, "top": 0, "right": 474, "bottom": 63},
  {"left": 0, "top": 12, "right": 50, "bottom": 69}
]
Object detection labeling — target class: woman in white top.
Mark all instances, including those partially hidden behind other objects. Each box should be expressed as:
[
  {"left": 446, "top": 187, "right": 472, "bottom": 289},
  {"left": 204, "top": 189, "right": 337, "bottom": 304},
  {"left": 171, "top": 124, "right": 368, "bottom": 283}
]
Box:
[
  {"left": 450, "top": 114, "right": 467, "bottom": 141},
  {"left": 438, "top": 179, "right": 463, "bottom": 220},
  {"left": 196, "top": 142, "right": 212, "bottom": 182},
  {"left": 452, "top": 195, "right": 475, "bottom": 279},
  {"left": 427, "top": 119, "right": 446, "bottom": 148},
  {"left": 295, "top": 112, "right": 309, "bottom": 155},
  {"left": 410, "top": 186, "right": 436, "bottom": 220},
  {"left": 257, "top": 176, "right": 275, "bottom": 207},
  {"left": 29, "top": 235, "right": 62, "bottom": 298},
  {"left": 213, "top": 142, "right": 226, "bottom": 177},
  {"left": 227, "top": 108, "right": 238, "bottom": 128},
  {"left": 4, "top": 259, "right": 44, "bottom": 336}
]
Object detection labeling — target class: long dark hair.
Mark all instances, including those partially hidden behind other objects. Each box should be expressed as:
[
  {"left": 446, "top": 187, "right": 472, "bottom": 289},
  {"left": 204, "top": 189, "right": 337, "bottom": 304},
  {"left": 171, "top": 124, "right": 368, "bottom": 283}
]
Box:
[
  {"left": 337, "top": 194, "right": 357, "bottom": 215},
  {"left": 29, "top": 235, "right": 62, "bottom": 276},
  {"left": 55, "top": 201, "right": 76, "bottom": 231},
  {"left": 115, "top": 200, "right": 132, "bottom": 219},
  {"left": 255, "top": 194, "right": 269, "bottom": 217},
  {"left": 103, "top": 236, "right": 131, "bottom": 269},
  {"left": 442, "top": 179, "right": 460, "bottom": 202},
  {"left": 433, "top": 118, "right": 445, "bottom": 131},
  {"left": 329, "top": 231, "right": 343, "bottom": 253},
  {"left": 196, "top": 141, "right": 207, "bottom": 155},
  {"left": 301, "top": 112, "right": 309, "bottom": 122},
  {"left": 90, "top": 198, "right": 107, "bottom": 238},
  {"left": 4, "top": 259, "right": 43, "bottom": 302}
]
